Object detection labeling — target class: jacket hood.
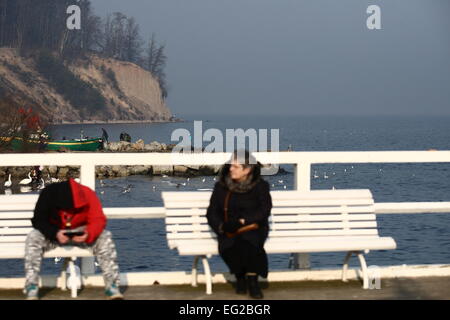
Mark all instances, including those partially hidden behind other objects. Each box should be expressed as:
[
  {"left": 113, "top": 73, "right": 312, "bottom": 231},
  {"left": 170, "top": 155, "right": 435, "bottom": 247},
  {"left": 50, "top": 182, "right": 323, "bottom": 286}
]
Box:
[{"left": 68, "top": 178, "right": 89, "bottom": 209}]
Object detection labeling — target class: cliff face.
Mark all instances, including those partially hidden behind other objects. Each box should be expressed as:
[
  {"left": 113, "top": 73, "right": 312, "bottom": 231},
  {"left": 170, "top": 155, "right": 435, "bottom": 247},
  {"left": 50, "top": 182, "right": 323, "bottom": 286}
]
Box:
[{"left": 0, "top": 48, "right": 172, "bottom": 123}]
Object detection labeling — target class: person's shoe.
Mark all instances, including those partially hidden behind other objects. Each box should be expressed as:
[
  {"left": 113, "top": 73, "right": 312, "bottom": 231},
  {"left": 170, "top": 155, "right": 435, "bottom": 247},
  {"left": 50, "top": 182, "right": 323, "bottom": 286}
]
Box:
[
  {"left": 105, "top": 284, "right": 124, "bottom": 300},
  {"left": 247, "top": 275, "right": 263, "bottom": 299},
  {"left": 24, "top": 284, "right": 39, "bottom": 300},
  {"left": 235, "top": 274, "right": 247, "bottom": 294}
]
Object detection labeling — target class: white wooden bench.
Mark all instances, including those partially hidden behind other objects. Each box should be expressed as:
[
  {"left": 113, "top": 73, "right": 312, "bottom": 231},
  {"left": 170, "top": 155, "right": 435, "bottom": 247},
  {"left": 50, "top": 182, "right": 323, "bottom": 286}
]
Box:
[
  {"left": 0, "top": 195, "right": 94, "bottom": 298},
  {"left": 162, "top": 189, "right": 397, "bottom": 294}
]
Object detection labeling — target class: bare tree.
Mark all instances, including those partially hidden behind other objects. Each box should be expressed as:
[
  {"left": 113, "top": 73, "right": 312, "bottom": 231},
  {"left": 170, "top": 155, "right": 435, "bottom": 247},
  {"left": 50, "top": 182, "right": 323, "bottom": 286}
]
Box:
[{"left": 145, "top": 34, "right": 168, "bottom": 99}]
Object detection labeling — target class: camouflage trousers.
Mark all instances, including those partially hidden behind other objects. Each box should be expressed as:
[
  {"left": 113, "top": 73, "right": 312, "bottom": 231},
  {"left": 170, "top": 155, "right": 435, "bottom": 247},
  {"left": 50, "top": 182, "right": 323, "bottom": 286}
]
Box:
[{"left": 24, "top": 229, "right": 120, "bottom": 289}]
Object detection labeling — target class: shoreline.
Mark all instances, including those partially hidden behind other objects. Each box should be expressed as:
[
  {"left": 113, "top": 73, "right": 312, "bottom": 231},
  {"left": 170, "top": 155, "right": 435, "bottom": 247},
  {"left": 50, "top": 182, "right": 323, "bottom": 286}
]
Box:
[{"left": 51, "top": 119, "right": 185, "bottom": 125}]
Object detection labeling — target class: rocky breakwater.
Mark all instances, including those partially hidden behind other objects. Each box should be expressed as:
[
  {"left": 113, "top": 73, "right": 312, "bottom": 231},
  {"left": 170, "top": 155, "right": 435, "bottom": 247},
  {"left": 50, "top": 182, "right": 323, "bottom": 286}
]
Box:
[
  {"left": 1, "top": 139, "right": 284, "bottom": 181},
  {"left": 0, "top": 138, "right": 222, "bottom": 181},
  {"left": 0, "top": 164, "right": 222, "bottom": 181},
  {"left": 105, "top": 139, "right": 170, "bottom": 152}
]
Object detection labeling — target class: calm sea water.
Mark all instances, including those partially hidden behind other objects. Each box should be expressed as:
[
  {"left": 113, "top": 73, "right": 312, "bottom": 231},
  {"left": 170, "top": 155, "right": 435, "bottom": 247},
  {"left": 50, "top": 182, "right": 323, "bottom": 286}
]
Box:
[{"left": 1, "top": 115, "right": 450, "bottom": 277}]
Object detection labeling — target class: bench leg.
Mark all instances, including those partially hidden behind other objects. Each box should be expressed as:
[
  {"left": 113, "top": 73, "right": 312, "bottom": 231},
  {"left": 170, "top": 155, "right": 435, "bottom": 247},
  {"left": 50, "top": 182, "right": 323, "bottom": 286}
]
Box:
[
  {"left": 290, "top": 253, "right": 310, "bottom": 270},
  {"left": 341, "top": 251, "right": 354, "bottom": 282},
  {"left": 191, "top": 256, "right": 200, "bottom": 287},
  {"left": 60, "top": 258, "right": 69, "bottom": 291},
  {"left": 201, "top": 256, "right": 212, "bottom": 295},
  {"left": 68, "top": 257, "right": 78, "bottom": 298},
  {"left": 356, "top": 252, "right": 369, "bottom": 289}
]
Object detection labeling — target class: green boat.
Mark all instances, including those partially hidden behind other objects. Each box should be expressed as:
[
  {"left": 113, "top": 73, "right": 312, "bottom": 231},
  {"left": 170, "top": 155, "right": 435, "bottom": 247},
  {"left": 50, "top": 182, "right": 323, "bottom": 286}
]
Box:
[
  {"left": 5, "top": 136, "right": 103, "bottom": 152},
  {"left": 46, "top": 138, "right": 103, "bottom": 151}
]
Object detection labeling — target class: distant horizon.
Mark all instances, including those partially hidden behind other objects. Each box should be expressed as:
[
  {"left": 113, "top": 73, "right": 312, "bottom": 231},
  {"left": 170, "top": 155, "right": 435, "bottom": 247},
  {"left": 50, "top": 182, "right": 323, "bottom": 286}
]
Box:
[{"left": 176, "top": 112, "right": 450, "bottom": 118}]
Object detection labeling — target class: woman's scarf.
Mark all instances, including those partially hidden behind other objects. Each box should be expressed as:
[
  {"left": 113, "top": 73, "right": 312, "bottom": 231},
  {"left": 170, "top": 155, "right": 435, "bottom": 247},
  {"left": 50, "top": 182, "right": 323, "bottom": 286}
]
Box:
[{"left": 224, "top": 173, "right": 260, "bottom": 193}]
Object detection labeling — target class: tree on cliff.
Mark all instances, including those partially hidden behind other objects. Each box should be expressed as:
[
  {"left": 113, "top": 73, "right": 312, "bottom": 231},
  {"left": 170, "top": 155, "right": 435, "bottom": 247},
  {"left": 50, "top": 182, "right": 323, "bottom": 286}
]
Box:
[
  {"left": 145, "top": 34, "right": 168, "bottom": 100},
  {"left": 0, "top": 0, "right": 101, "bottom": 58},
  {"left": 0, "top": 0, "right": 169, "bottom": 100},
  {"left": 101, "top": 12, "right": 143, "bottom": 65}
]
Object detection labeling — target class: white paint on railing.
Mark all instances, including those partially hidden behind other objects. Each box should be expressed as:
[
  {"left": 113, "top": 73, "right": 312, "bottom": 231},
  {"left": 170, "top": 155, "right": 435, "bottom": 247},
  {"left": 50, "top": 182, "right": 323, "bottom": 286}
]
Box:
[
  {"left": 103, "top": 202, "right": 450, "bottom": 220},
  {"left": 104, "top": 207, "right": 165, "bottom": 219},
  {"left": 374, "top": 202, "right": 450, "bottom": 214},
  {"left": 2, "top": 151, "right": 450, "bottom": 216},
  {"left": 2, "top": 150, "right": 450, "bottom": 191}
]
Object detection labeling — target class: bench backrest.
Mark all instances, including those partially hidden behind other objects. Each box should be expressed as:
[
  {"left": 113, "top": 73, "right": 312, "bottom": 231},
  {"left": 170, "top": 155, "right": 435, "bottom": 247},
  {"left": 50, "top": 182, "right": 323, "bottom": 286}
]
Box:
[
  {"left": 0, "top": 195, "right": 38, "bottom": 244},
  {"left": 162, "top": 189, "right": 377, "bottom": 249}
]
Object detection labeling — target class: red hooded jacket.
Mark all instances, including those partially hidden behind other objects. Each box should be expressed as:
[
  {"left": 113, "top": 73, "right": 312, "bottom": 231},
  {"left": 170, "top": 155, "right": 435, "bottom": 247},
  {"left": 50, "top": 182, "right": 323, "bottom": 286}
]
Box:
[{"left": 32, "top": 178, "right": 106, "bottom": 244}]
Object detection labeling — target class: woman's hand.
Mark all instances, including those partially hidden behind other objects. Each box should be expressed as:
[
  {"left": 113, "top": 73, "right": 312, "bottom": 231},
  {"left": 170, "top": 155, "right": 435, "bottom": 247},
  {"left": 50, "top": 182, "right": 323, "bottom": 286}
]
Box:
[{"left": 223, "top": 220, "right": 242, "bottom": 233}]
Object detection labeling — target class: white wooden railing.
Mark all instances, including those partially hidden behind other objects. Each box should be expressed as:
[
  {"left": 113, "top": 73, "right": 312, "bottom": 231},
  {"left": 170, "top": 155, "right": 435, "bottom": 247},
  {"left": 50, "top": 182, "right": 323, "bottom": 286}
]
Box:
[
  {"left": 2, "top": 151, "right": 450, "bottom": 271},
  {"left": 2, "top": 150, "right": 450, "bottom": 216}
]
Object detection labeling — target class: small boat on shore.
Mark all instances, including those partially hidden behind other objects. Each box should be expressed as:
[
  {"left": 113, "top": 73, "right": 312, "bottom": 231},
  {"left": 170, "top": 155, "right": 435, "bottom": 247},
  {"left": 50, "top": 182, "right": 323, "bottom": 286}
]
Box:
[
  {"left": 46, "top": 137, "right": 103, "bottom": 151},
  {"left": 2, "top": 136, "right": 103, "bottom": 152}
]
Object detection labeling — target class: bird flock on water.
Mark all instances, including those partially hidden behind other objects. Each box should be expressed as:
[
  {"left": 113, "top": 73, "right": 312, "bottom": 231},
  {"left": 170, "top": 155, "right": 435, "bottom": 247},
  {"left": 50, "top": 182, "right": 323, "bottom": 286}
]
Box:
[
  {"left": 3, "top": 165, "right": 380, "bottom": 196},
  {"left": 2, "top": 166, "right": 81, "bottom": 194}
]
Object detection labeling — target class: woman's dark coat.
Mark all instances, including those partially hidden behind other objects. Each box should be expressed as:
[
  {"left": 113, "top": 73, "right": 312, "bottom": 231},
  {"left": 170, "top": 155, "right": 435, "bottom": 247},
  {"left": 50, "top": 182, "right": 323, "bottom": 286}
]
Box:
[{"left": 206, "top": 165, "right": 273, "bottom": 254}]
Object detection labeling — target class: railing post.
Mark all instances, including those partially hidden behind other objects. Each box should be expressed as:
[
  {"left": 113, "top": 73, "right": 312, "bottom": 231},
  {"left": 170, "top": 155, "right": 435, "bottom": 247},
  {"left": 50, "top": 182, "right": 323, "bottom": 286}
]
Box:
[
  {"left": 80, "top": 163, "right": 96, "bottom": 190},
  {"left": 80, "top": 163, "right": 96, "bottom": 275},
  {"left": 292, "top": 162, "right": 311, "bottom": 270},
  {"left": 294, "top": 161, "right": 311, "bottom": 191}
]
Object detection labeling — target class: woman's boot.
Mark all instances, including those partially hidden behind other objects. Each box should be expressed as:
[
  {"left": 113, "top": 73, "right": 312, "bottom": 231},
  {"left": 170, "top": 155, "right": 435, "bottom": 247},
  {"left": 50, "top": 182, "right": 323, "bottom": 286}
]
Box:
[
  {"left": 247, "top": 274, "right": 263, "bottom": 299},
  {"left": 235, "top": 273, "right": 247, "bottom": 294}
]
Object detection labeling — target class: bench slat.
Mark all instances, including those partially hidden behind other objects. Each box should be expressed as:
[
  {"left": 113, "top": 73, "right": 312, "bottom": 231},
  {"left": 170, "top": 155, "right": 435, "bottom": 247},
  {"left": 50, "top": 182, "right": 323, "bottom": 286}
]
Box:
[
  {"left": 164, "top": 206, "right": 374, "bottom": 218},
  {"left": 0, "top": 236, "right": 27, "bottom": 242},
  {"left": 0, "top": 195, "right": 39, "bottom": 204},
  {"left": 271, "top": 214, "right": 377, "bottom": 222},
  {"left": 270, "top": 206, "right": 374, "bottom": 214},
  {"left": 268, "top": 229, "right": 378, "bottom": 237},
  {"left": 164, "top": 199, "right": 373, "bottom": 209},
  {"left": 166, "top": 228, "right": 378, "bottom": 240},
  {"left": 173, "top": 236, "right": 396, "bottom": 256},
  {"left": 166, "top": 232, "right": 217, "bottom": 240},
  {"left": 0, "top": 212, "right": 34, "bottom": 219},
  {"left": 166, "top": 221, "right": 377, "bottom": 233},
  {"left": 162, "top": 189, "right": 373, "bottom": 201},
  {"left": 0, "top": 220, "right": 32, "bottom": 227},
  {"left": 0, "top": 227, "right": 33, "bottom": 235},
  {"left": 0, "top": 204, "right": 36, "bottom": 211},
  {"left": 269, "top": 221, "right": 377, "bottom": 230},
  {"left": 0, "top": 245, "right": 93, "bottom": 259},
  {"left": 165, "top": 213, "right": 377, "bottom": 225}
]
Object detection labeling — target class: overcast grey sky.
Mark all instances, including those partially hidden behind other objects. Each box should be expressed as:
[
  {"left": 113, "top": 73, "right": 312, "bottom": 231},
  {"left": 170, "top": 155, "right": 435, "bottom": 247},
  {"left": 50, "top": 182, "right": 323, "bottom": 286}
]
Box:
[{"left": 92, "top": 0, "right": 450, "bottom": 117}]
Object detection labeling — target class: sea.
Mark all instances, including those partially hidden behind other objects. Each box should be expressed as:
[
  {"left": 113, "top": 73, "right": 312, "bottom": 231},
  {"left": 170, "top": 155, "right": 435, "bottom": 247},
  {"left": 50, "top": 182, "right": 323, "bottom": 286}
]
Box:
[{"left": 1, "top": 114, "right": 450, "bottom": 277}]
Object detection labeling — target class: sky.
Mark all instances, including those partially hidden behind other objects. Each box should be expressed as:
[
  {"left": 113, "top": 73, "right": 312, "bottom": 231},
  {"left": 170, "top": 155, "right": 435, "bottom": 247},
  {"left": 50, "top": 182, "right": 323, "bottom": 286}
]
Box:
[{"left": 91, "top": 0, "right": 450, "bottom": 117}]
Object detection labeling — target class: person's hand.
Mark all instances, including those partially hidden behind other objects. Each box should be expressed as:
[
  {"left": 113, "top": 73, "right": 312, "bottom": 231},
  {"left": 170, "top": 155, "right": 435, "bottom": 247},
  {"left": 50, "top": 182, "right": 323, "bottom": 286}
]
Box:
[
  {"left": 223, "top": 220, "right": 242, "bottom": 233},
  {"left": 56, "top": 230, "right": 70, "bottom": 245},
  {"left": 72, "top": 232, "right": 89, "bottom": 244}
]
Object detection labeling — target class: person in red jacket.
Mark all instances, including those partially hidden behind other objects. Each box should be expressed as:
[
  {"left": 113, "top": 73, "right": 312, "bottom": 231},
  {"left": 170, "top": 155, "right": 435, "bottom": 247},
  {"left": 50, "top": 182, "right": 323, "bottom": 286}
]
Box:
[{"left": 24, "top": 178, "right": 123, "bottom": 300}]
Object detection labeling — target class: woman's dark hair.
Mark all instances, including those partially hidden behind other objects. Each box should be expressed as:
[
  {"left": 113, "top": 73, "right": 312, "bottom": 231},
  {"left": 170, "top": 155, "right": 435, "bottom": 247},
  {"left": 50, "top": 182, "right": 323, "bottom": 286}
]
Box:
[{"left": 219, "top": 149, "right": 262, "bottom": 183}]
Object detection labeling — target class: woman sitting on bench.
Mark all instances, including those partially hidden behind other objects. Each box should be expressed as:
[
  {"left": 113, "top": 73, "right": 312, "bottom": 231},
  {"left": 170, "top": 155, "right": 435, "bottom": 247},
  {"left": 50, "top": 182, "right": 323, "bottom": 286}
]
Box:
[{"left": 206, "top": 150, "right": 272, "bottom": 299}]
